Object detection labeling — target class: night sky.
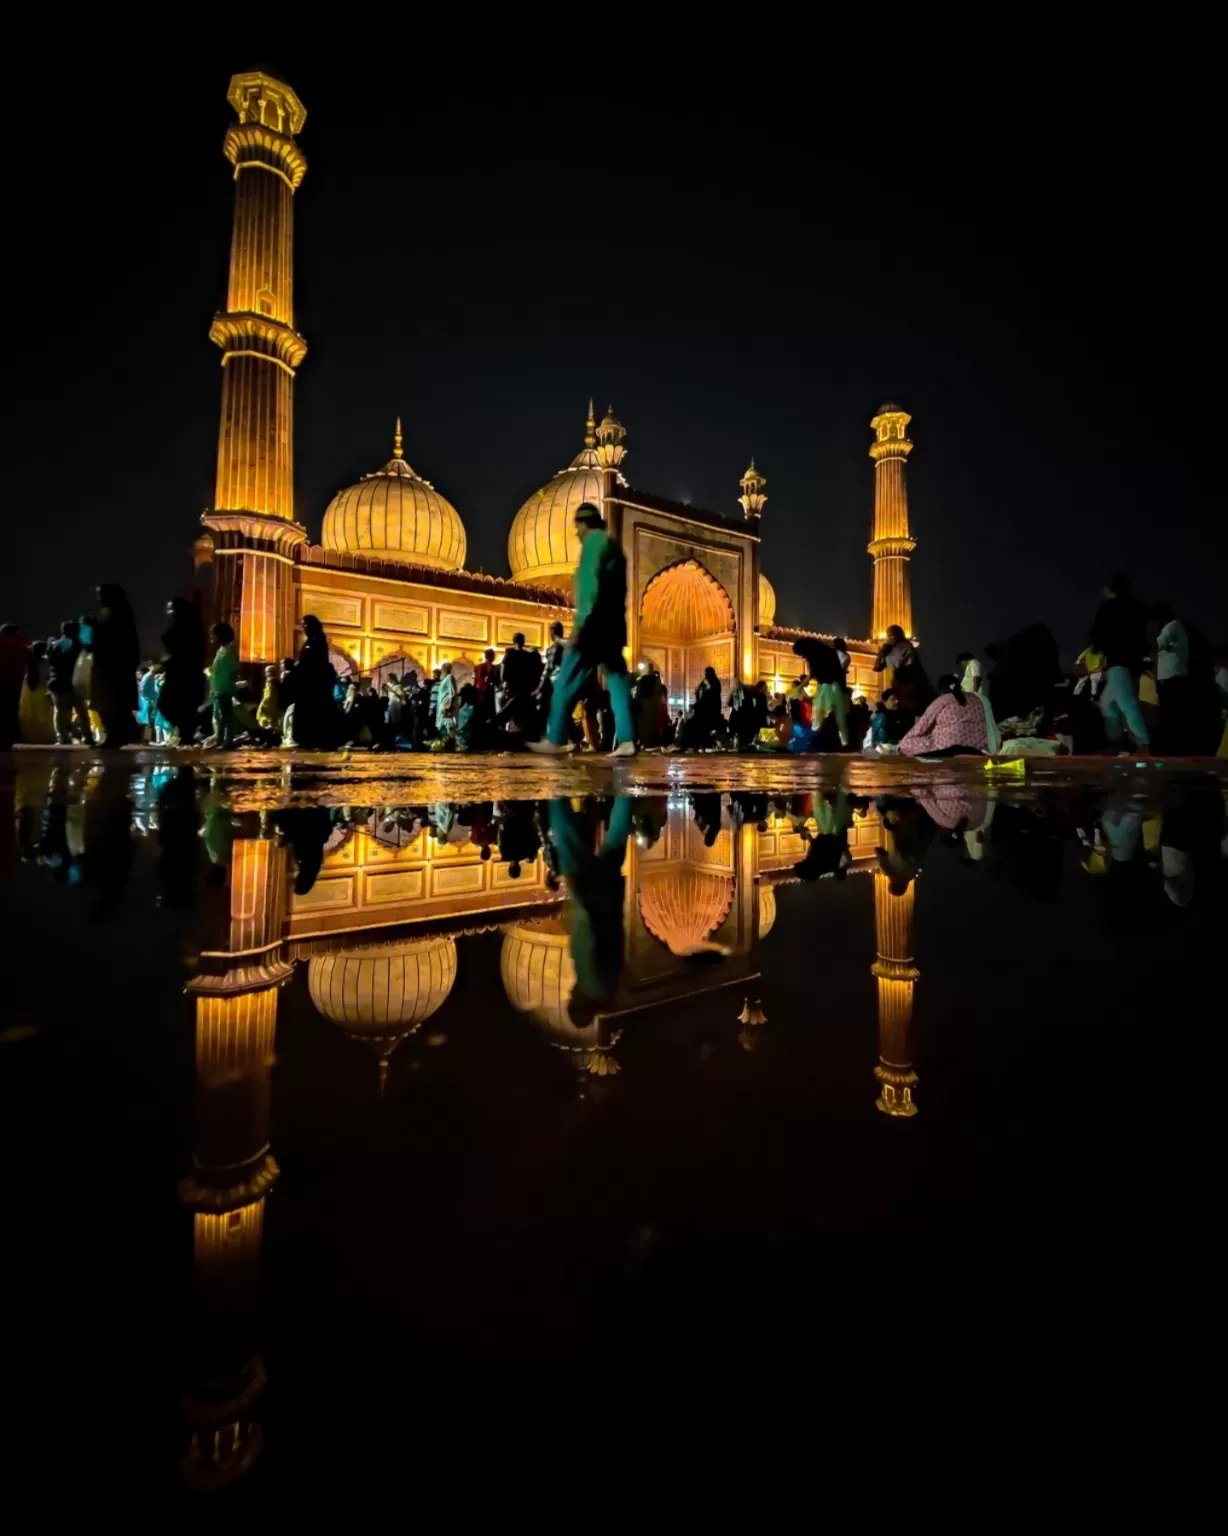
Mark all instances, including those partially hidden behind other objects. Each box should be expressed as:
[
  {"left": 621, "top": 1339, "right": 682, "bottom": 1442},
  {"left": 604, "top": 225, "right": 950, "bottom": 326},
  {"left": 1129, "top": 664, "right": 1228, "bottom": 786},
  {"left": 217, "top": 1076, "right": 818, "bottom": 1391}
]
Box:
[{"left": 5, "top": 58, "right": 1218, "bottom": 670}]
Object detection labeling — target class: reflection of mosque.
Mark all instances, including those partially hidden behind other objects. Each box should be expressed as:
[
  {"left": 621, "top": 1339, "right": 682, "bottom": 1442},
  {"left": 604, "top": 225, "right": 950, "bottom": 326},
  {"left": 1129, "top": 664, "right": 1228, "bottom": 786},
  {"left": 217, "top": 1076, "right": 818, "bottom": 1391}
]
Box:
[{"left": 177, "top": 793, "right": 920, "bottom": 1485}]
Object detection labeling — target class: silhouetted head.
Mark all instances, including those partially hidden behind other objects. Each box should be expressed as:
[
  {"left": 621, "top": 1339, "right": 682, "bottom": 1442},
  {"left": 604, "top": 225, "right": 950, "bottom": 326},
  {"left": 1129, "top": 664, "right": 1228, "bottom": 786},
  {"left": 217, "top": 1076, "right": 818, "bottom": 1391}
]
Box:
[
  {"left": 480, "top": 844, "right": 492, "bottom": 861},
  {"left": 886, "top": 624, "right": 906, "bottom": 644},
  {"left": 508, "top": 860, "right": 522, "bottom": 879},
  {"left": 211, "top": 621, "right": 235, "bottom": 645},
  {"left": 484, "top": 648, "right": 495, "bottom": 661},
  {"left": 574, "top": 503, "right": 604, "bottom": 541},
  {"left": 550, "top": 621, "right": 564, "bottom": 640},
  {"left": 1105, "top": 573, "right": 1131, "bottom": 599},
  {"left": 513, "top": 633, "right": 525, "bottom": 648},
  {"left": 61, "top": 619, "right": 79, "bottom": 639},
  {"left": 956, "top": 651, "right": 975, "bottom": 665}
]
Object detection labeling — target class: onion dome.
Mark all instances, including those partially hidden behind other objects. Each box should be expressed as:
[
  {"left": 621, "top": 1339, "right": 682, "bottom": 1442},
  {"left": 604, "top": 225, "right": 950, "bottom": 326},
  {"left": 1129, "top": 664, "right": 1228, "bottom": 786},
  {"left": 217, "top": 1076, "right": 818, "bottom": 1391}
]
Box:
[
  {"left": 638, "top": 868, "right": 735, "bottom": 956},
  {"left": 306, "top": 936, "right": 457, "bottom": 1066},
  {"left": 758, "top": 883, "right": 776, "bottom": 938},
  {"left": 758, "top": 572, "right": 776, "bottom": 626},
  {"left": 508, "top": 402, "right": 605, "bottom": 587},
  {"left": 321, "top": 420, "right": 466, "bottom": 569},
  {"left": 500, "top": 918, "right": 620, "bottom": 1074}
]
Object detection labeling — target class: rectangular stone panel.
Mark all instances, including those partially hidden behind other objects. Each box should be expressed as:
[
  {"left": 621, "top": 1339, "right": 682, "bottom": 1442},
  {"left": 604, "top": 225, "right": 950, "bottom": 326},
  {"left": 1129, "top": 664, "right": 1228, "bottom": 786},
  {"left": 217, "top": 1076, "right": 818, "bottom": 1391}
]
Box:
[
  {"left": 299, "top": 592, "right": 363, "bottom": 629},
  {"left": 495, "top": 619, "right": 543, "bottom": 648},
  {"left": 364, "top": 868, "right": 427, "bottom": 904},
  {"left": 431, "top": 864, "right": 486, "bottom": 896},
  {"left": 291, "top": 875, "right": 356, "bottom": 911},
  {"left": 372, "top": 602, "right": 430, "bottom": 635},
  {"left": 438, "top": 610, "right": 489, "bottom": 643}
]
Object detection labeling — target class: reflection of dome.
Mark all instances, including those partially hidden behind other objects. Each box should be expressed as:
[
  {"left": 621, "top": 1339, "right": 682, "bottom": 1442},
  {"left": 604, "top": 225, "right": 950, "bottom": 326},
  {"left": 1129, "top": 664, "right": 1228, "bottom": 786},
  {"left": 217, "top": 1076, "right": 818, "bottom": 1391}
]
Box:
[
  {"left": 500, "top": 919, "right": 620, "bottom": 1072},
  {"left": 508, "top": 405, "right": 604, "bottom": 587},
  {"left": 758, "top": 883, "right": 776, "bottom": 938},
  {"left": 321, "top": 421, "right": 466, "bottom": 569},
  {"left": 307, "top": 936, "right": 457, "bottom": 1058},
  {"left": 758, "top": 572, "right": 776, "bottom": 626},
  {"left": 639, "top": 868, "right": 734, "bottom": 955}
]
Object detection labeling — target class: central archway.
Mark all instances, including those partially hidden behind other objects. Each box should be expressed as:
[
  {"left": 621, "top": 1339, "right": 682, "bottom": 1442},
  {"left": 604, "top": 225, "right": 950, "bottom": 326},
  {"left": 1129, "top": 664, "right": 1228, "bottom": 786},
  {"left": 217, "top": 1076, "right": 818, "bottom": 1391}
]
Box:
[{"left": 638, "top": 559, "right": 736, "bottom": 709}]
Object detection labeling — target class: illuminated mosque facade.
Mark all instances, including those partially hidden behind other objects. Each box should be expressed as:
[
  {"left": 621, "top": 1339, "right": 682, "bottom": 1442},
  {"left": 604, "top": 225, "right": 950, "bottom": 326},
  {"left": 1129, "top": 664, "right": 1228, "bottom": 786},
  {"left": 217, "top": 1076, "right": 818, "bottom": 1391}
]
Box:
[{"left": 194, "top": 71, "right": 919, "bottom": 705}]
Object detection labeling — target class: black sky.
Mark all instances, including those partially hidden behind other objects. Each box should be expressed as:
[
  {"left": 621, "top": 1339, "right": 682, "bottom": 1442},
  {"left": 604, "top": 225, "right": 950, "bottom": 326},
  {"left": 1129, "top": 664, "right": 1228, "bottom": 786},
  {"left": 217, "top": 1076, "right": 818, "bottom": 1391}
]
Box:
[{"left": 4, "top": 56, "right": 1219, "bottom": 668}]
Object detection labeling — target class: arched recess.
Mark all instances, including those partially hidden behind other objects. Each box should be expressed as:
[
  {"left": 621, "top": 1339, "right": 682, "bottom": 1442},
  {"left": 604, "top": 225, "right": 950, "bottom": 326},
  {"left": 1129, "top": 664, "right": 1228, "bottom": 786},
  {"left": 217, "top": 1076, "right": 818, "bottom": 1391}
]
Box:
[{"left": 638, "top": 559, "right": 736, "bottom": 707}]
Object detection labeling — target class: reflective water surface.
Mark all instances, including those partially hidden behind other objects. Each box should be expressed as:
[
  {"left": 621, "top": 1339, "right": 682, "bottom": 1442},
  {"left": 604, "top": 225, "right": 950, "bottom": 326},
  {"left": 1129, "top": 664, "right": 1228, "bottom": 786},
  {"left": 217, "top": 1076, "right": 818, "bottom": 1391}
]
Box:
[{"left": 2, "top": 760, "right": 1223, "bottom": 1492}]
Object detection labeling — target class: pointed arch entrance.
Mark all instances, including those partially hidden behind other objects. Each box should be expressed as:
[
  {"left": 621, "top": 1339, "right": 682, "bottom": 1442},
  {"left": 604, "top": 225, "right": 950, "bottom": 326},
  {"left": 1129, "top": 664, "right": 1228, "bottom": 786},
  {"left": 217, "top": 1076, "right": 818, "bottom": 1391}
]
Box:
[{"left": 638, "top": 559, "right": 737, "bottom": 708}]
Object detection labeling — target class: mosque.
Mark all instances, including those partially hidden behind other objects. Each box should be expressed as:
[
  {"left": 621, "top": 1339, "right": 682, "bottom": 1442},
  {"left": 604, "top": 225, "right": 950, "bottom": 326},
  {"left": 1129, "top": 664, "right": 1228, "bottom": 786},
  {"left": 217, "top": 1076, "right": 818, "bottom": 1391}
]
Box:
[{"left": 193, "top": 70, "right": 920, "bottom": 706}]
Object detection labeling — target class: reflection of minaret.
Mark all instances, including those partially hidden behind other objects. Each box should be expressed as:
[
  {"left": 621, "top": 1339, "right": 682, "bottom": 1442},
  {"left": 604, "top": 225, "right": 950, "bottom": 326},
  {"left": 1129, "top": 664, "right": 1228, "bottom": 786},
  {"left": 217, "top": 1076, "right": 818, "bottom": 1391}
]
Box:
[
  {"left": 198, "top": 71, "right": 308, "bottom": 665},
  {"left": 871, "top": 870, "right": 920, "bottom": 1117},
  {"left": 868, "top": 404, "right": 916, "bottom": 641},
  {"left": 180, "top": 834, "right": 290, "bottom": 1490}
]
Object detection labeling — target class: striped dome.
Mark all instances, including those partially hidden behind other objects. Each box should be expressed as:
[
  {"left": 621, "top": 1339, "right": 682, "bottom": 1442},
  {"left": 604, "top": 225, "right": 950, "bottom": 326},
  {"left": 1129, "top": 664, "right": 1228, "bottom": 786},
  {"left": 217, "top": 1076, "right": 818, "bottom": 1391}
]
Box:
[
  {"left": 307, "top": 936, "right": 457, "bottom": 1055},
  {"left": 500, "top": 917, "right": 576, "bottom": 1036},
  {"left": 500, "top": 918, "right": 620, "bottom": 1072},
  {"left": 759, "top": 572, "right": 776, "bottom": 626},
  {"left": 321, "top": 421, "right": 466, "bottom": 569},
  {"left": 508, "top": 405, "right": 604, "bottom": 587}
]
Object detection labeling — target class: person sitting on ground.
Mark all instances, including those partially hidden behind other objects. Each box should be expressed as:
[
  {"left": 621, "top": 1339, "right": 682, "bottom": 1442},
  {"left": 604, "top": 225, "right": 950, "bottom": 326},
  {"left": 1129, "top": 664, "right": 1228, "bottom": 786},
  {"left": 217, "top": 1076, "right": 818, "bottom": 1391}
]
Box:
[
  {"left": 866, "top": 689, "right": 908, "bottom": 750},
  {"left": 897, "top": 672, "right": 1001, "bottom": 759}
]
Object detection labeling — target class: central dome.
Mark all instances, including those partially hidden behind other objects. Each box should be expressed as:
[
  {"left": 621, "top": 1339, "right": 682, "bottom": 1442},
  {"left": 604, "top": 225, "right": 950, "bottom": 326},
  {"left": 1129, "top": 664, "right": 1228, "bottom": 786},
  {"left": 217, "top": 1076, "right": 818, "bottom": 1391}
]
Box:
[
  {"left": 508, "top": 404, "right": 604, "bottom": 587},
  {"left": 321, "top": 420, "right": 466, "bottom": 569}
]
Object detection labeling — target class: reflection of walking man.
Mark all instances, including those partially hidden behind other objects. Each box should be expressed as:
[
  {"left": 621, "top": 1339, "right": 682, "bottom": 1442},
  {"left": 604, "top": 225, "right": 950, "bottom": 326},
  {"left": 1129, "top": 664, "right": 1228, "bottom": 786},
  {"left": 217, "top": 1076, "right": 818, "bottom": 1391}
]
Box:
[
  {"left": 530, "top": 503, "right": 637, "bottom": 757},
  {"left": 549, "top": 796, "right": 634, "bottom": 1020}
]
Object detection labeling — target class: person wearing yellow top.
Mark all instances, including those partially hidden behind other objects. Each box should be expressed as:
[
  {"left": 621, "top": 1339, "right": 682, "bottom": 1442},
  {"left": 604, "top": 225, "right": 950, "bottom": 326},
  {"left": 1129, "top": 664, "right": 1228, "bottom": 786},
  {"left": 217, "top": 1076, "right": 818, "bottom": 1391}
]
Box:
[{"left": 1075, "top": 646, "right": 1105, "bottom": 698}]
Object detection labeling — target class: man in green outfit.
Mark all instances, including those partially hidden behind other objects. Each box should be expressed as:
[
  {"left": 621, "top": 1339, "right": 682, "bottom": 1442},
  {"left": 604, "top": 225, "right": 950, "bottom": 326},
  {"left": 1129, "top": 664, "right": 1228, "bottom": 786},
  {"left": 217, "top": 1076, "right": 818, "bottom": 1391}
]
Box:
[{"left": 530, "top": 503, "right": 637, "bottom": 756}]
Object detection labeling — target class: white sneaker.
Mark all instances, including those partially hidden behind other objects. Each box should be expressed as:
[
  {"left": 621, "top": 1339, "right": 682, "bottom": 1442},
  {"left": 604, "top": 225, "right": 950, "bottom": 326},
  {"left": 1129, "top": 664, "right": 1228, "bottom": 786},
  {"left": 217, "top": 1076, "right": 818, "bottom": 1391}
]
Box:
[
  {"left": 527, "top": 739, "right": 574, "bottom": 755},
  {"left": 609, "top": 741, "right": 637, "bottom": 758}
]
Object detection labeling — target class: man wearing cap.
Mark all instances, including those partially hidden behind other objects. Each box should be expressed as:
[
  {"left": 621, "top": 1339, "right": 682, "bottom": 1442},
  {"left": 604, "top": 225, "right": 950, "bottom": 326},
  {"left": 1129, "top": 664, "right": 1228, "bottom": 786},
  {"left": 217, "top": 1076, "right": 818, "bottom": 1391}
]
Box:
[{"left": 530, "top": 503, "right": 637, "bottom": 757}]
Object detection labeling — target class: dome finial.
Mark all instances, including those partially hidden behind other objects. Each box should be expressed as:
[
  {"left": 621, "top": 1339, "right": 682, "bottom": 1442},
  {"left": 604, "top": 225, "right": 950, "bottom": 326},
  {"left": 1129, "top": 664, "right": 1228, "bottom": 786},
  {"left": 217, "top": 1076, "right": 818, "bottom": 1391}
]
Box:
[
  {"left": 584, "top": 397, "right": 596, "bottom": 448},
  {"left": 393, "top": 417, "right": 404, "bottom": 460}
]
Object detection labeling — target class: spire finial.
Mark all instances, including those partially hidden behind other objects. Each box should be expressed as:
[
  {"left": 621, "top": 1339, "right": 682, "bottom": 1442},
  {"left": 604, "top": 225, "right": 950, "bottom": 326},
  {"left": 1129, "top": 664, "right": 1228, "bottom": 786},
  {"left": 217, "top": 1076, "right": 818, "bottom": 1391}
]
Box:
[
  {"left": 584, "top": 398, "right": 596, "bottom": 448},
  {"left": 393, "top": 417, "right": 404, "bottom": 460}
]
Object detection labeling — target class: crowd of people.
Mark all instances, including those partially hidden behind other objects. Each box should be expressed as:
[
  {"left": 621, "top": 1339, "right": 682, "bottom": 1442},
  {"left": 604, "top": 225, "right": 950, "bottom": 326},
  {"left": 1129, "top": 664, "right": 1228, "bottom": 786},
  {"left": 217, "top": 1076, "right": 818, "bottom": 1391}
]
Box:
[{"left": 3, "top": 538, "right": 1226, "bottom": 759}]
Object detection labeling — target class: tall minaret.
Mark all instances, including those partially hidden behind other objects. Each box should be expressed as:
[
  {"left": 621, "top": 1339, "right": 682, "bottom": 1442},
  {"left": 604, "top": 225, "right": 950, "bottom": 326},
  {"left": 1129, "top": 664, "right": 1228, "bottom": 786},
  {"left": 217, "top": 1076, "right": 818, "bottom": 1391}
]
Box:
[
  {"left": 871, "top": 865, "right": 920, "bottom": 1117},
  {"left": 868, "top": 404, "right": 915, "bottom": 641},
  {"left": 199, "top": 71, "right": 309, "bottom": 666}
]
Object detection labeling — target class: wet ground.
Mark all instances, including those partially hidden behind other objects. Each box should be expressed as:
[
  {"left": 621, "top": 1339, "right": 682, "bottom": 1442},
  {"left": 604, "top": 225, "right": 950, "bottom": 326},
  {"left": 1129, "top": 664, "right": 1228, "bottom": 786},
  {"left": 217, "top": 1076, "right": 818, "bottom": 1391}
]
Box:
[{"left": 2, "top": 750, "right": 1224, "bottom": 1496}]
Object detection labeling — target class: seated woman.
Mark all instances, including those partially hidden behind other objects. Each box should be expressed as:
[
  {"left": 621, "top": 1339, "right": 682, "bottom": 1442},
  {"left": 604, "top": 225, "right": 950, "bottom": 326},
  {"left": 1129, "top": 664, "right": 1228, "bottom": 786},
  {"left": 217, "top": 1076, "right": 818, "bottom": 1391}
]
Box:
[
  {"left": 898, "top": 674, "right": 1001, "bottom": 759},
  {"left": 867, "top": 688, "right": 909, "bottom": 749}
]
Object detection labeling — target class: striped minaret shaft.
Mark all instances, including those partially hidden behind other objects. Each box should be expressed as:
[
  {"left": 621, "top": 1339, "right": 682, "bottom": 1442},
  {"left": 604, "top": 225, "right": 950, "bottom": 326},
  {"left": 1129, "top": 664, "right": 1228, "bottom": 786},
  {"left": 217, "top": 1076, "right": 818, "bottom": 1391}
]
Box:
[
  {"left": 201, "top": 72, "right": 309, "bottom": 665},
  {"left": 868, "top": 405, "right": 916, "bottom": 640}
]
